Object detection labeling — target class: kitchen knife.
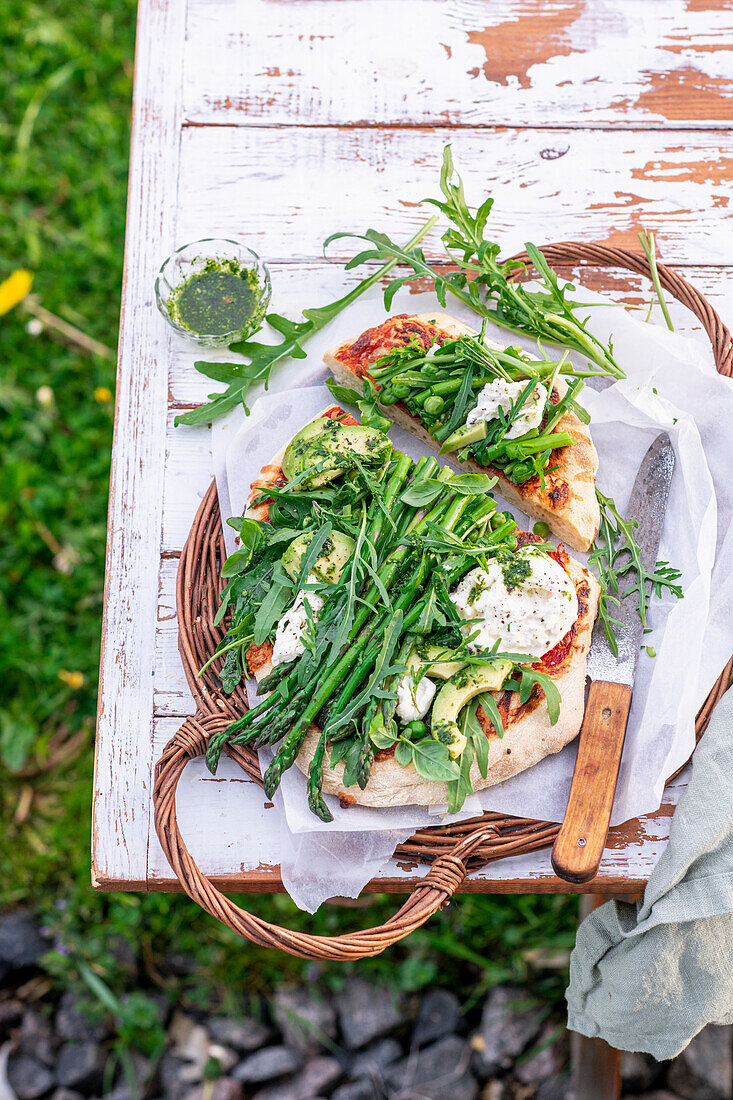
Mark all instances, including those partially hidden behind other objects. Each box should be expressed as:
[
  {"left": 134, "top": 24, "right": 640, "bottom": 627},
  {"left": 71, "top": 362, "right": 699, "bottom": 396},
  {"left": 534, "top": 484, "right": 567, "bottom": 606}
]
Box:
[{"left": 551, "top": 432, "right": 675, "bottom": 884}]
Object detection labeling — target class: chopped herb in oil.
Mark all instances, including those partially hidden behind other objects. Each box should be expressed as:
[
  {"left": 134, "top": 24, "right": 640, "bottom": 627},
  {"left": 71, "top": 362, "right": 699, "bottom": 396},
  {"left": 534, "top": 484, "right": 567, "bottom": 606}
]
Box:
[{"left": 172, "top": 260, "right": 260, "bottom": 337}]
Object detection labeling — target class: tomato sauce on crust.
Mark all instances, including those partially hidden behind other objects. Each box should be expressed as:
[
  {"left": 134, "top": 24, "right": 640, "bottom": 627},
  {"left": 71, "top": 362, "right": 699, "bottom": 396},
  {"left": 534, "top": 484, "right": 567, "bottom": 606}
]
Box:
[{"left": 334, "top": 315, "right": 443, "bottom": 379}]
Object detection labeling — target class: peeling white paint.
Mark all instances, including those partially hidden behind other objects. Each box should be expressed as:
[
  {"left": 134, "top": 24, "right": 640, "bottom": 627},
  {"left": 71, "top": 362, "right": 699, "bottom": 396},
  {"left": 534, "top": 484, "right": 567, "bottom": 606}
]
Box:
[{"left": 184, "top": 0, "right": 733, "bottom": 127}]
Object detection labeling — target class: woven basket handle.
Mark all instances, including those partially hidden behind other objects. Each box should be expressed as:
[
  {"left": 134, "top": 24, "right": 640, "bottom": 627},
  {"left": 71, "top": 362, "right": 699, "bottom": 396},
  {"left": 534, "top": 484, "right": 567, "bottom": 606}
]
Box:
[
  {"left": 154, "top": 712, "right": 497, "bottom": 959},
  {"left": 508, "top": 242, "right": 733, "bottom": 377},
  {"left": 153, "top": 244, "right": 733, "bottom": 959}
]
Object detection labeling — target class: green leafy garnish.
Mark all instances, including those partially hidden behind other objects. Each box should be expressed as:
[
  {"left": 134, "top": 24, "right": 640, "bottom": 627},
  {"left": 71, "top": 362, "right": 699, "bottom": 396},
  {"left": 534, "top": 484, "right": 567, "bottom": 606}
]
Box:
[{"left": 589, "top": 490, "right": 684, "bottom": 656}]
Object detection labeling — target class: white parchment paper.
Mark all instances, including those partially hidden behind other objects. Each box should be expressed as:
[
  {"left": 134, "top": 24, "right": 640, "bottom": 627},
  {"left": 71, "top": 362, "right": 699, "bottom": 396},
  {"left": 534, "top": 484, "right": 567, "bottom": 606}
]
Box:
[{"left": 211, "top": 284, "right": 732, "bottom": 912}]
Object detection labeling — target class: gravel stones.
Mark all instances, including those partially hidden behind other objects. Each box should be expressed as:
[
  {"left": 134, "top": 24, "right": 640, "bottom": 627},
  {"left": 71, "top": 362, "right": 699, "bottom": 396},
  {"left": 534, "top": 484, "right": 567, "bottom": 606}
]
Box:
[
  {"left": 348, "top": 1037, "right": 401, "bottom": 1079},
  {"left": 158, "top": 1052, "right": 192, "bottom": 1100},
  {"left": 0, "top": 913, "right": 46, "bottom": 978},
  {"left": 207, "top": 1015, "right": 274, "bottom": 1054},
  {"left": 7, "top": 1054, "right": 56, "bottom": 1100},
  {"left": 55, "top": 1040, "right": 106, "bottom": 1093},
  {"left": 386, "top": 1035, "right": 478, "bottom": 1100},
  {"left": 471, "top": 986, "right": 544, "bottom": 1077},
  {"left": 331, "top": 1080, "right": 381, "bottom": 1100},
  {"left": 16, "top": 1009, "right": 57, "bottom": 1066},
  {"left": 273, "top": 987, "right": 337, "bottom": 1054},
  {"left": 412, "top": 989, "right": 461, "bottom": 1047},
  {"left": 514, "top": 1023, "right": 567, "bottom": 1087},
  {"left": 335, "top": 979, "right": 401, "bottom": 1050},
  {"left": 667, "top": 1024, "right": 733, "bottom": 1099},
  {"left": 250, "top": 1055, "right": 342, "bottom": 1100},
  {"left": 182, "top": 1079, "right": 243, "bottom": 1100},
  {"left": 233, "top": 1045, "right": 303, "bottom": 1086},
  {"left": 55, "top": 990, "right": 108, "bottom": 1043}
]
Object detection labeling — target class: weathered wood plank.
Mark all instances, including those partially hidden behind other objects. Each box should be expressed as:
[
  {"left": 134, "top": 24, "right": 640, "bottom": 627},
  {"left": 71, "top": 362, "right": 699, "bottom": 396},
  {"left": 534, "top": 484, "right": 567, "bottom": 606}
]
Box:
[
  {"left": 176, "top": 126, "right": 733, "bottom": 265},
  {"left": 162, "top": 414, "right": 213, "bottom": 552},
  {"left": 183, "top": 0, "right": 733, "bottom": 128},
  {"left": 139, "top": 721, "right": 686, "bottom": 892},
  {"left": 92, "top": 0, "right": 186, "bottom": 890}
]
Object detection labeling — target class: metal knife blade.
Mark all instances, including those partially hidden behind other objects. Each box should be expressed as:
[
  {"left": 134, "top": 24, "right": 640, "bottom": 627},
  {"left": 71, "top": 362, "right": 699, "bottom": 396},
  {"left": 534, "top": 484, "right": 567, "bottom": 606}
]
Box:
[{"left": 586, "top": 432, "right": 675, "bottom": 687}]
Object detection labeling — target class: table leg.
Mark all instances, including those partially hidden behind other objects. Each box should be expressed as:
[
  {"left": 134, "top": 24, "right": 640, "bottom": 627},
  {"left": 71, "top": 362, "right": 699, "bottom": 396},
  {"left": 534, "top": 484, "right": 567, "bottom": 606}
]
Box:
[{"left": 569, "top": 894, "right": 626, "bottom": 1100}]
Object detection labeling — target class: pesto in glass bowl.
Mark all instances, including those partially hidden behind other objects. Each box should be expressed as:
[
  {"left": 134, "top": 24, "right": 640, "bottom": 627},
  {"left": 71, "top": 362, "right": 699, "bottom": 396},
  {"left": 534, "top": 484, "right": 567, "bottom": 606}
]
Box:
[{"left": 155, "top": 239, "right": 271, "bottom": 347}]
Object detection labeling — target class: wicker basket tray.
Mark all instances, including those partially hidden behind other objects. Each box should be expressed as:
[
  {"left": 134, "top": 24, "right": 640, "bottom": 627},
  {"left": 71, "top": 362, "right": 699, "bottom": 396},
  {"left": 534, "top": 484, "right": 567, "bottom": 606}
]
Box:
[{"left": 154, "top": 243, "right": 733, "bottom": 959}]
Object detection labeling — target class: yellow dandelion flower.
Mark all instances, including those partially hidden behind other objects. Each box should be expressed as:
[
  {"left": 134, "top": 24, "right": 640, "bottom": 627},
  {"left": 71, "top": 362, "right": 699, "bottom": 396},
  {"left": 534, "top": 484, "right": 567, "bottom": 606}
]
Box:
[
  {"left": 58, "top": 669, "right": 84, "bottom": 690},
  {"left": 0, "top": 270, "right": 33, "bottom": 316},
  {"left": 94, "top": 386, "right": 113, "bottom": 403}
]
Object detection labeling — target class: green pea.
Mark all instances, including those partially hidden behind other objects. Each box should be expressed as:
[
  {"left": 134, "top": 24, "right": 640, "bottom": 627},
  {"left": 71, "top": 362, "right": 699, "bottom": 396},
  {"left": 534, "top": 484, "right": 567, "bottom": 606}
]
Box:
[
  {"left": 533, "top": 521, "right": 550, "bottom": 538},
  {"left": 407, "top": 720, "right": 427, "bottom": 737},
  {"left": 510, "top": 461, "right": 534, "bottom": 484},
  {"left": 424, "top": 395, "right": 445, "bottom": 416},
  {"left": 379, "top": 386, "right": 399, "bottom": 406},
  {"left": 392, "top": 383, "right": 411, "bottom": 400}
]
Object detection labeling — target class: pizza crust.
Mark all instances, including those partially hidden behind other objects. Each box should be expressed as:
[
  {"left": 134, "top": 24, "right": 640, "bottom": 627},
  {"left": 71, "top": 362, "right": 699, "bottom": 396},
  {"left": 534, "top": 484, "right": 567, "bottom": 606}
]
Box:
[
  {"left": 240, "top": 405, "right": 600, "bottom": 808},
  {"left": 325, "top": 312, "right": 600, "bottom": 552}
]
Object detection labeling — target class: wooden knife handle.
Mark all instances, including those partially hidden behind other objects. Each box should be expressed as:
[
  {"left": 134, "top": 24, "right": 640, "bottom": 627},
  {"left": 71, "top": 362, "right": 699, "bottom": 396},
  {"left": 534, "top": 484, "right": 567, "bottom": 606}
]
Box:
[{"left": 551, "top": 680, "right": 633, "bottom": 884}]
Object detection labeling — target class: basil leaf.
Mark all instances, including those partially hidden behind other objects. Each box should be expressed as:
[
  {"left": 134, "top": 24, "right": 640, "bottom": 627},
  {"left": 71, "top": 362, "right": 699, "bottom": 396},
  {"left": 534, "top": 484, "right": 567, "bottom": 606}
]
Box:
[
  {"left": 330, "top": 739, "right": 353, "bottom": 767},
  {"left": 219, "top": 650, "right": 243, "bottom": 694},
  {"left": 325, "top": 378, "right": 363, "bottom": 406},
  {"left": 449, "top": 473, "right": 497, "bottom": 496},
  {"left": 220, "top": 548, "right": 253, "bottom": 578},
  {"left": 394, "top": 739, "right": 413, "bottom": 768},
  {"left": 410, "top": 739, "right": 461, "bottom": 782},
  {"left": 369, "top": 714, "right": 399, "bottom": 750},
  {"left": 400, "top": 478, "right": 445, "bottom": 508},
  {"left": 220, "top": 519, "right": 265, "bottom": 576}
]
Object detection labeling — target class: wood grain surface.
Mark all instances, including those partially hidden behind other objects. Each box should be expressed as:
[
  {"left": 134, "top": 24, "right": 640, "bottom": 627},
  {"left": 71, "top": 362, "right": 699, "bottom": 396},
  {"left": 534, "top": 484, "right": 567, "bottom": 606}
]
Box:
[
  {"left": 183, "top": 0, "right": 733, "bottom": 128},
  {"left": 552, "top": 681, "right": 634, "bottom": 883},
  {"left": 94, "top": 0, "right": 732, "bottom": 892}
]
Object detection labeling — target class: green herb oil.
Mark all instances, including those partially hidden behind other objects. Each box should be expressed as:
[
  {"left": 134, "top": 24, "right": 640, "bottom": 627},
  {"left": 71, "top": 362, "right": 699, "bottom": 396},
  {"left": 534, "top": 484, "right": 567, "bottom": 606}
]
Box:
[{"left": 174, "top": 264, "right": 259, "bottom": 336}]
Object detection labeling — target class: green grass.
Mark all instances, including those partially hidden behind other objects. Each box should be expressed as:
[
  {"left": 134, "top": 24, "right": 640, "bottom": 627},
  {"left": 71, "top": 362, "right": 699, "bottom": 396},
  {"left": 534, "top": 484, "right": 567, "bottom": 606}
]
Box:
[{"left": 0, "top": 0, "right": 578, "bottom": 1045}]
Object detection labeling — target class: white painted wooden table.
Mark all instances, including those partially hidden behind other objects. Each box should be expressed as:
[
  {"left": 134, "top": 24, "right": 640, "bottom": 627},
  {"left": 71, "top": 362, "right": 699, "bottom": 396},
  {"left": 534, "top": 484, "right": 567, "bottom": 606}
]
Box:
[{"left": 93, "top": 0, "right": 733, "bottom": 895}]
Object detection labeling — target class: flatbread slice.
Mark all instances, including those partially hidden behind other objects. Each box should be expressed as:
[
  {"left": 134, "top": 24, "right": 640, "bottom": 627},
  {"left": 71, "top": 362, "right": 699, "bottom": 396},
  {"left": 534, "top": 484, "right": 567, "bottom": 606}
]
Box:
[
  {"left": 242, "top": 408, "right": 600, "bottom": 810},
  {"left": 325, "top": 312, "right": 600, "bottom": 552}
]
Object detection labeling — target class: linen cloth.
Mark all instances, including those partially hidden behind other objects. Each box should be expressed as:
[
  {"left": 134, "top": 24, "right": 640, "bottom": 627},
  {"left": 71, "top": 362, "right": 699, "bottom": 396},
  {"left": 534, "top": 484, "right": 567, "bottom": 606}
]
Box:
[{"left": 567, "top": 687, "right": 733, "bottom": 1060}]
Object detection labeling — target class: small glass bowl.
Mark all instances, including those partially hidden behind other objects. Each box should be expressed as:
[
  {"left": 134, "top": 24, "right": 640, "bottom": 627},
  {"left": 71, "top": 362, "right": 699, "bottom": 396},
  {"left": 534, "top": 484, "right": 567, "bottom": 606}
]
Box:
[{"left": 155, "top": 238, "right": 271, "bottom": 348}]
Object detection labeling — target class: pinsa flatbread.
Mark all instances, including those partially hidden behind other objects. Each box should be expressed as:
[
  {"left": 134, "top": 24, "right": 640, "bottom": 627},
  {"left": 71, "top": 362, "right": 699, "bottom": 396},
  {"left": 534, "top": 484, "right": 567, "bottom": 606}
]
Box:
[
  {"left": 242, "top": 406, "right": 600, "bottom": 810},
  {"left": 325, "top": 313, "right": 600, "bottom": 552}
]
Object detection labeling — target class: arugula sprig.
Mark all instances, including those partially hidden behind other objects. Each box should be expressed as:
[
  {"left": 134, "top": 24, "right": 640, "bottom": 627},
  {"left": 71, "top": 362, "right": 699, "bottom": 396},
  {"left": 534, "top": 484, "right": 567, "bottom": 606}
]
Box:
[
  {"left": 175, "top": 219, "right": 437, "bottom": 426},
  {"left": 589, "top": 490, "right": 683, "bottom": 655},
  {"left": 327, "top": 147, "right": 623, "bottom": 381}
]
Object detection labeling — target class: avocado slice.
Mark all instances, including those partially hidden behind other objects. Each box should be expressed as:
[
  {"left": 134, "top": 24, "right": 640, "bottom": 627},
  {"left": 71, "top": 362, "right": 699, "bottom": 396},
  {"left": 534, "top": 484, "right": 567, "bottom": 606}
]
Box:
[
  {"left": 282, "top": 417, "right": 342, "bottom": 487},
  {"left": 430, "top": 660, "right": 512, "bottom": 758},
  {"left": 282, "top": 417, "right": 390, "bottom": 488},
  {"left": 439, "top": 419, "right": 488, "bottom": 455},
  {"left": 282, "top": 530, "right": 355, "bottom": 584},
  {"left": 418, "top": 644, "right": 467, "bottom": 680}
]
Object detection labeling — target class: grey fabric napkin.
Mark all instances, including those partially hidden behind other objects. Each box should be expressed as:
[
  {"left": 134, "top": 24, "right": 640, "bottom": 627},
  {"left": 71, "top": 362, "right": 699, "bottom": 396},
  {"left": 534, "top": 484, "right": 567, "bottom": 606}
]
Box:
[{"left": 566, "top": 685, "right": 733, "bottom": 1060}]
